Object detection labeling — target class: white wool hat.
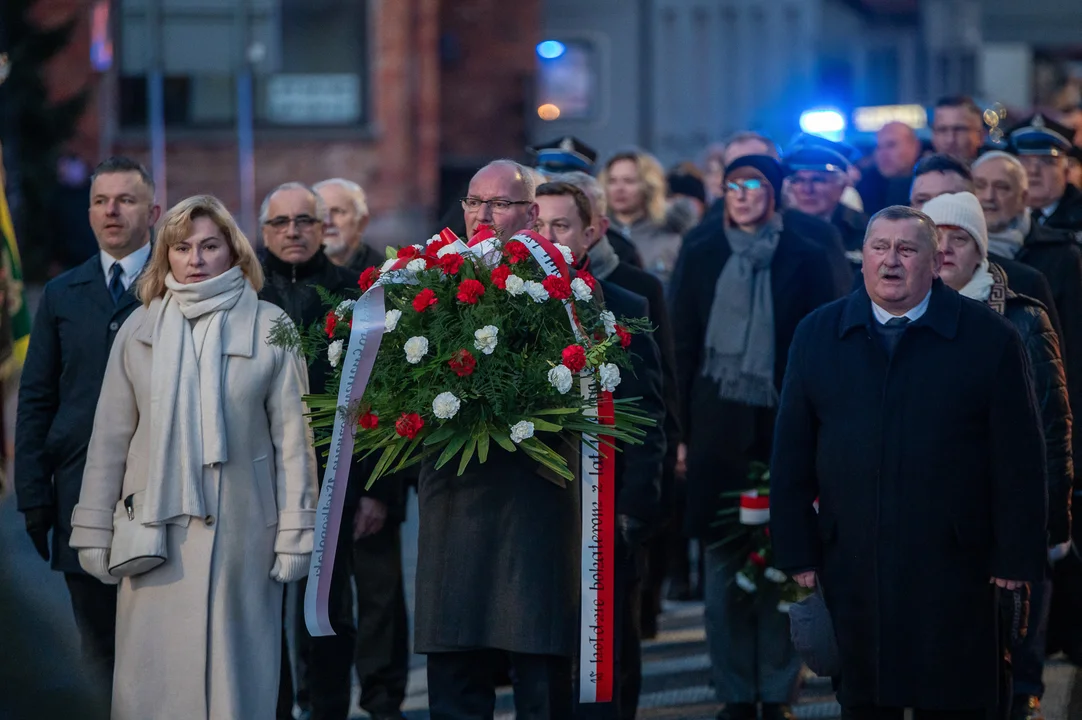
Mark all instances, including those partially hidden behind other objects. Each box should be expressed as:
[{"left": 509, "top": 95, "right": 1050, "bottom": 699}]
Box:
[{"left": 922, "top": 191, "right": 988, "bottom": 259}]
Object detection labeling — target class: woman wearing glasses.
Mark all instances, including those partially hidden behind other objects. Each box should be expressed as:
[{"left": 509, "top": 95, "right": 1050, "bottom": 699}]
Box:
[
  {"left": 668, "top": 155, "right": 845, "bottom": 720},
  {"left": 69, "top": 194, "right": 317, "bottom": 719}
]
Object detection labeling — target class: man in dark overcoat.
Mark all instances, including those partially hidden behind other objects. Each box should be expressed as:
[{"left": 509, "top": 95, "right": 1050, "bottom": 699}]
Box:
[
  {"left": 15, "top": 157, "right": 161, "bottom": 690},
  {"left": 770, "top": 205, "right": 1048, "bottom": 719}
]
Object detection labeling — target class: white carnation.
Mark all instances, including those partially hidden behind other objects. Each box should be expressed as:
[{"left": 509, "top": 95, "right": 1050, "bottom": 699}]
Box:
[
  {"left": 427, "top": 234, "right": 443, "bottom": 246},
  {"left": 510, "top": 420, "right": 535, "bottom": 444},
  {"left": 403, "top": 336, "right": 429, "bottom": 364},
  {"left": 547, "top": 365, "right": 574, "bottom": 394},
  {"left": 406, "top": 258, "right": 429, "bottom": 274},
  {"left": 764, "top": 567, "right": 788, "bottom": 584},
  {"left": 524, "top": 281, "right": 549, "bottom": 303},
  {"left": 437, "top": 243, "right": 462, "bottom": 258},
  {"left": 335, "top": 299, "right": 354, "bottom": 319},
  {"left": 504, "top": 275, "right": 526, "bottom": 296},
  {"left": 558, "top": 244, "right": 575, "bottom": 265},
  {"left": 327, "top": 339, "right": 344, "bottom": 368},
  {"left": 384, "top": 309, "right": 402, "bottom": 332},
  {"left": 473, "top": 325, "right": 499, "bottom": 355},
  {"left": 598, "top": 363, "right": 621, "bottom": 392},
  {"left": 735, "top": 572, "right": 757, "bottom": 594},
  {"left": 600, "top": 310, "right": 617, "bottom": 336},
  {"left": 432, "top": 392, "right": 461, "bottom": 420},
  {"left": 571, "top": 277, "right": 593, "bottom": 301}
]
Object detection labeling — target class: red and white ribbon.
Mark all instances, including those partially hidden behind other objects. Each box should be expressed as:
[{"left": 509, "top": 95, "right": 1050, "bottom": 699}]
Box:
[{"left": 739, "top": 491, "right": 770, "bottom": 525}]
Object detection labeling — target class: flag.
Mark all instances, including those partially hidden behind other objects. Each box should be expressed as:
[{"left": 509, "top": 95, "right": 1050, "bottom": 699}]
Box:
[{"left": 0, "top": 181, "right": 30, "bottom": 365}]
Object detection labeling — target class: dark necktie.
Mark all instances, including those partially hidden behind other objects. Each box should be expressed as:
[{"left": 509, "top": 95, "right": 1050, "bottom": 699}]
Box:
[
  {"left": 879, "top": 316, "right": 910, "bottom": 356},
  {"left": 108, "top": 262, "right": 125, "bottom": 305},
  {"left": 1035, "top": 209, "right": 1047, "bottom": 225}
]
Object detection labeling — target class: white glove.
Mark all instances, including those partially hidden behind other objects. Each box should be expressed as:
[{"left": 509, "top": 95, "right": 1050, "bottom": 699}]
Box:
[
  {"left": 78, "top": 548, "right": 120, "bottom": 586},
  {"left": 270, "top": 553, "right": 310, "bottom": 583}
]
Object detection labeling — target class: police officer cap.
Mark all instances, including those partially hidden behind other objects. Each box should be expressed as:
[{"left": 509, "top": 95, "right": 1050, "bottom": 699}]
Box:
[
  {"left": 1009, "top": 114, "right": 1074, "bottom": 157},
  {"left": 783, "top": 143, "right": 850, "bottom": 176},
  {"left": 529, "top": 136, "right": 598, "bottom": 173}
]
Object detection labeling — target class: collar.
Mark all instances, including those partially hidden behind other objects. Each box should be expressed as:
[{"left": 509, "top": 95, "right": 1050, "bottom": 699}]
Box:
[
  {"left": 587, "top": 236, "right": 622, "bottom": 281},
  {"left": 840, "top": 279, "right": 959, "bottom": 340},
  {"left": 133, "top": 286, "right": 259, "bottom": 357},
  {"left": 100, "top": 243, "right": 152, "bottom": 286},
  {"left": 1042, "top": 199, "right": 1060, "bottom": 221},
  {"left": 263, "top": 247, "right": 331, "bottom": 280},
  {"left": 871, "top": 289, "right": 931, "bottom": 325}
]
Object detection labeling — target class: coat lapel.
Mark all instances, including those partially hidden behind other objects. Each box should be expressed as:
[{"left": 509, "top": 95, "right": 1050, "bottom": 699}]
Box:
[{"left": 67, "top": 257, "right": 117, "bottom": 319}]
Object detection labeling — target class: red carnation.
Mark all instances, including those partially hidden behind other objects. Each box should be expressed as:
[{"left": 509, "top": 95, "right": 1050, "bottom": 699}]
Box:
[
  {"left": 324, "top": 310, "right": 338, "bottom": 338},
  {"left": 448, "top": 349, "right": 477, "bottom": 377},
  {"left": 456, "top": 279, "right": 485, "bottom": 304},
  {"left": 395, "top": 412, "right": 425, "bottom": 439},
  {"left": 615, "top": 325, "right": 632, "bottom": 348},
  {"left": 490, "top": 265, "right": 512, "bottom": 289},
  {"left": 358, "top": 266, "right": 381, "bottom": 293},
  {"left": 562, "top": 344, "right": 587, "bottom": 373},
  {"left": 358, "top": 411, "right": 379, "bottom": 430},
  {"left": 505, "top": 240, "right": 530, "bottom": 264},
  {"left": 577, "top": 271, "right": 597, "bottom": 292},
  {"left": 542, "top": 275, "right": 572, "bottom": 301},
  {"left": 397, "top": 245, "right": 421, "bottom": 260},
  {"left": 749, "top": 552, "right": 767, "bottom": 568},
  {"left": 412, "top": 288, "right": 439, "bottom": 313},
  {"left": 427, "top": 237, "right": 452, "bottom": 254},
  {"left": 438, "top": 253, "right": 465, "bottom": 275}
]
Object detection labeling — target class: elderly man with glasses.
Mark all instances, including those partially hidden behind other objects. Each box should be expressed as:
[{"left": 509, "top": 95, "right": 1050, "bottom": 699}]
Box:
[
  {"left": 460, "top": 159, "right": 540, "bottom": 241},
  {"left": 258, "top": 182, "right": 402, "bottom": 720}
]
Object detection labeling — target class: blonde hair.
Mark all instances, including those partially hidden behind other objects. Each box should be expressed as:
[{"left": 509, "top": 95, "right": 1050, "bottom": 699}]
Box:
[
  {"left": 137, "top": 194, "right": 264, "bottom": 304},
  {"left": 599, "top": 150, "right": 668, "bottom": 224}
]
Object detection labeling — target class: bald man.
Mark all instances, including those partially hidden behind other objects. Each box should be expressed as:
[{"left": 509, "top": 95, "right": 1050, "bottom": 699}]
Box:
[{"left": 858, "top": 122, "right": 923, "bottom": 215}]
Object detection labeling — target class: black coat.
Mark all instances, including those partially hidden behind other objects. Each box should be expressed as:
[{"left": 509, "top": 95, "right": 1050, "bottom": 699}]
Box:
[
  {"left": 683, "top": 200, "right": 854, "bottom": 295},
  {"left": 258, "top": 250, "right": 403, "bottom": 521},
  {"left": 15, "top": 256, "right": 143, "bottom": 573},
  {"left": 987, "top": 254, "right": 1062, "bottom": 337},
  {"left": 669, "top": 218, "right": 846, "bottom": 541},
  {"left": 606, "top": 227, "right": 644, "bottom": 269},
  {"left": 987, "top": 263, "right": 1073, "bottom": 546},
  {"left": 770, "top": 280, "right": 1048, "bottom": 711},
  {"left": 1012, "top": 222, "right": 1082, "bottom": 478},
  {"left": 344, "top": 243, "right": 385, "bottom": 276},
  {"left": 1044, "top": 183, "right": 1082, "bottom": 233},
  {"left": 855, "top": 166, "right": 912, "bottom": 216},
  {"left": 596, "top": 280, "right": 667, "bottom": 524},
  {"left": 830, "top": 204, "right": 869, "bottom": 253},
  {"left": 596, "top": 259, "right": 682, "bottom": 508}
]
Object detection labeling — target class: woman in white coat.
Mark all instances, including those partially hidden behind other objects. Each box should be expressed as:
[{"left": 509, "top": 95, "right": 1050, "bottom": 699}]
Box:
[{"left": 69, "top": 194, "right": 317, "bottom": 719}]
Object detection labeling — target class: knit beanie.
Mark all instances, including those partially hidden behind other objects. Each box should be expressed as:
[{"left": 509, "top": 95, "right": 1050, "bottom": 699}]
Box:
[
  {"left": 724, "top": 155, "right": 784, "bottom": 202},
  {"left": 922, "top": 192, "right": 988, "bottom": 259}
]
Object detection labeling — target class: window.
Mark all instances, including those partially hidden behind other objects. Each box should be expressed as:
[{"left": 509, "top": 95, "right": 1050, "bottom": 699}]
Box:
[
  {"left": 535, "top": 40, "right": 598, "bottom": 122},
  {"left": 117, "top": 0, "right": 368, "bottom": 129}
]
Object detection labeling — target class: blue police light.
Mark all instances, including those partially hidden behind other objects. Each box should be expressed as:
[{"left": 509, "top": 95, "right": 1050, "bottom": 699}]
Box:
[
  {"left": 799, "top": 107, "right": 846, "bottom": 142},
  {"left": 536, "top": 41, "right": 567, "bottom": 60}
]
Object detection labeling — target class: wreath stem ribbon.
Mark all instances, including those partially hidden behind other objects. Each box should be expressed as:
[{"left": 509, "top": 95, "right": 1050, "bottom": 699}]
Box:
[{"left": 304, "top": 286, "right": 386, "bottom": 636}]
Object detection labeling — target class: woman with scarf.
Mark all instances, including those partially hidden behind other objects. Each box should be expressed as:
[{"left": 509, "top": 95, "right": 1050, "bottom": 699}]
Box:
[
  {"left": 669, "top": 155, "right": 845, "bottom": 720},
  {"left": 924, "top": 191, "right": 1073, "bottom": 720},
  {"left": 69, "top": 195, "right": 317, "bottom": 719}
]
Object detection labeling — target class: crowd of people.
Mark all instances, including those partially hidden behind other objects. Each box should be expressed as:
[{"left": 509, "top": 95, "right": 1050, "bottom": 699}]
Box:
[{"left": 7, "top": 93, "right": 1082, "bottom": 720}]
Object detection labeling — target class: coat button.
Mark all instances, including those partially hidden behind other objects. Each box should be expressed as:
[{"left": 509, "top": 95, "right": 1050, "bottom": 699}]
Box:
[
  {"left": 204, "top": 515, "right": 216, "bottom": 526},
  {"left": 109, "top": 322, "right": 119, "bottom": 331}
]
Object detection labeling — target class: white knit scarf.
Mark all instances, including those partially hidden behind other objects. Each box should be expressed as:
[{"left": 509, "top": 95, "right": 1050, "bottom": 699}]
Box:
[
  {"left": 958, "top": 260, "right": 994, "bottom": 302},
  {"left": 143, "top": 266, "right": 248, "bottom": 526}
]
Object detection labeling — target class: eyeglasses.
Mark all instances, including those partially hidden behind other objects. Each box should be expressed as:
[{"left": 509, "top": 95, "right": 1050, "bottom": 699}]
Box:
[
  {"left": 461, "top": 197, "right": 533, "bottom": 213},
  {"left": 725, "top": 179, "right": 764, "bottom": 193},
  {"left": 264, "top": 215, "right": 320, "bottom": 231},
  {"left": 788, "top": 174, "right": 837, "bottom": 190}
]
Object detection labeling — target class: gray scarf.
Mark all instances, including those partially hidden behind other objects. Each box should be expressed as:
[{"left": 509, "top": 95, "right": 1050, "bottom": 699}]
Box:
[
  {"left": 588, "top": 236, "right": 621, "bottom": 281},
  {"left": 987, "top": 208, "right": 1032, "bottom": 260},
  {"left": 702, "top": 214, "right": 782, "bottom": 407}
]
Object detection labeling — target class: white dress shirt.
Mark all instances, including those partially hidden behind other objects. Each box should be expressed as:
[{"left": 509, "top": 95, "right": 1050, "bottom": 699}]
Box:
[
  {"left": 871, "top": 289, "right": 931, "bottom": 325},
  {"left": 100, "top": 243, "right": 152, "bottom": 291},
  {"left": 1039, "top": 200, "right": 1060, "bottom": 225}
]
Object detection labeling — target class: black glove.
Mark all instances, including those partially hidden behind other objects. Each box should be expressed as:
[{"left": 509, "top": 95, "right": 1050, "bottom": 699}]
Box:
[
  {"left": 23, "top": 507, "right": 54, "bottom": 563},
  {"left": 618, "top": 514, "right": 650, "bottom": 550}
]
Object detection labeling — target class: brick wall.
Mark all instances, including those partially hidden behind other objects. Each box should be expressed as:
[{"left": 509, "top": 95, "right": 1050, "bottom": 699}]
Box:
[{"left": 438, "top": 0, "right": 542, "bottom": 166}]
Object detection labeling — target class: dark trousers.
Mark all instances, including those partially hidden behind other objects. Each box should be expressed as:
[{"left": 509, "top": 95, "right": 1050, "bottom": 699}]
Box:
[
  {"left": 841, "top": 707, "right": 986, "bottom": 720},
  {"left": 427, "top": 650, "right": 573, "bottom": 720},
  {"left": 353, "top": 522, "right": 410, "bottom": 715},
  {"left": 279, "top": 524, "right": 357, "bottom": 720},
  {"left": 64, "top": 573, "right": 118, "bottom": 689},
  {"left": 574, "top": 541, "right": 643, "bottom": 720}
]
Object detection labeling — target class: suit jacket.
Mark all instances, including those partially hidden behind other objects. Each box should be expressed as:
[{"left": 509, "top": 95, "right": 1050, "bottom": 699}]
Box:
[
  {"left": 1045, "top": 184, "right": 1082, "bottom": 233},
  {"left": 15, "top": 255, "right": 144, "bottom": 573}
]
